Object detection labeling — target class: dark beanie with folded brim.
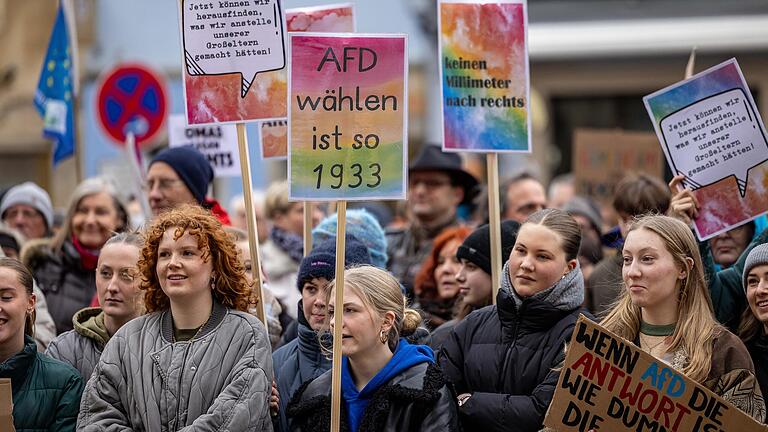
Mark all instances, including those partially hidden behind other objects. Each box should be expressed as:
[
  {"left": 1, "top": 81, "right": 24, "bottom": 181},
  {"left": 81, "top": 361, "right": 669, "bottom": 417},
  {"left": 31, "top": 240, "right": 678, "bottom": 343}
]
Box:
[
  {"left": 150, "top": 147, "right": 214, "bottom": 205},
  {"left": 456, "top": 220, "right": 521, "bottom": 275},
  {"left": 297, "top": 234, "right": 373, "bottom": 291}
]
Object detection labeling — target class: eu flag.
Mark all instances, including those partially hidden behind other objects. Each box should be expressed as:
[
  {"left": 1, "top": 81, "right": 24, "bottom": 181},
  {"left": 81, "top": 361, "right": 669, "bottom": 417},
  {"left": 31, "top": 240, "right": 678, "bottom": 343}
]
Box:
[{"left": 34, "top": 0, "right": 77, "bottom": 165}]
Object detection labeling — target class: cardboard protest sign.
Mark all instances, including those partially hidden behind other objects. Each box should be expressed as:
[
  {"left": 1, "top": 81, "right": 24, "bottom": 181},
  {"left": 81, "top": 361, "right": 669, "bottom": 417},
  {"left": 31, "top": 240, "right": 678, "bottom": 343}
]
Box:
[
  {"left": 545, "top": 316, "right": 766, "bottom": 432},
  {"left": 438, "top": 0, "right": 530, "bottom": 153},
  {"left": 259, "top": 4, "right": 356, "bottom": 159},
  {"left": 573, "top": 129, "right": 665, "bottom": 205},
  {"left": 288, "top": 34, "right": 407, "bottom": 201},
  {"left": 168, "top": 114, "right": 240, "bottom": 177},
  {"left": 644, "top": 59, "right": 768, "bottom": 240},
  {"left": 0, "top": 379, "right": 14, "bottom": 432},
  {"left": 179, "top": 0, "right": 287, "bottom": 125}
]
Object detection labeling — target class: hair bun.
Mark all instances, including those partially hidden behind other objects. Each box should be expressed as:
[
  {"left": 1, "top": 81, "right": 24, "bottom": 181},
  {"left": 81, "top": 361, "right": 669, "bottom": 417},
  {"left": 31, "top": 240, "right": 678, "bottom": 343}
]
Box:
[{"left": 401, "top": 308, "right": 422, "bottom": 337}]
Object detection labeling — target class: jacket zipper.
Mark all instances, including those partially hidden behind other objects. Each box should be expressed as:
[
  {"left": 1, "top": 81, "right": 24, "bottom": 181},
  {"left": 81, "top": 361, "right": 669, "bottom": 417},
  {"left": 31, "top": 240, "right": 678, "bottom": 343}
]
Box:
[
  {"left": 173, "top": 343, "right": 191, "bottom": 431},
  {"left": 498, "top": 306, "right": 521, "bottom": 391}
]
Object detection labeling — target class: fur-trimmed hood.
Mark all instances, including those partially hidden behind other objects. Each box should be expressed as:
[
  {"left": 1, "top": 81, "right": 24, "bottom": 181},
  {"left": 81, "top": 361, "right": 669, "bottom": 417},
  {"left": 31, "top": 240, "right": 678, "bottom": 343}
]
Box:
[
  {"left": 20, "top": 237, "right": 56, "bottom": 269},
  {"left": 287, "top": 362, "right": 459, "bottom": 432}
]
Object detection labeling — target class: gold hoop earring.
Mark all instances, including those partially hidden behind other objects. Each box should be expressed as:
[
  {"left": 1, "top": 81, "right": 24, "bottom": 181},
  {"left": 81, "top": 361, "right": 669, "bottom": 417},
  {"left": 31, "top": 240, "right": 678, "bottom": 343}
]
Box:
[{"left": 379, "top": 329, "right": 388, "bottom": 344}]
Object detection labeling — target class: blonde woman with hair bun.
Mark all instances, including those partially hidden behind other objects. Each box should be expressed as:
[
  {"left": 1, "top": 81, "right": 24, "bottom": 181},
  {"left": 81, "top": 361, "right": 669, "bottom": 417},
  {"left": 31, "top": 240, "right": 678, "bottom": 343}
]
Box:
[{"left": 287, "top": 265, "right": 459, "bottom": 432}]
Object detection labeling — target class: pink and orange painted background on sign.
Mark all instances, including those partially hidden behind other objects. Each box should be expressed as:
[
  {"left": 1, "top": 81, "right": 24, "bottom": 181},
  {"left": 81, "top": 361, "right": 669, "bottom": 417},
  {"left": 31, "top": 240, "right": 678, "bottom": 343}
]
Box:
[{"left": 184, "top": 4, "right": 354, "bottom": 127}]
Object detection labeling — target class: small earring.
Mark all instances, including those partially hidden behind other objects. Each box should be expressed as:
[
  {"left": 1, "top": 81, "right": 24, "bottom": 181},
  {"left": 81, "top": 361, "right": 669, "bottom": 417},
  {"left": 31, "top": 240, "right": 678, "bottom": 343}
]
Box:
[
  {"left": 210, "top": 276, "right": 216, "bottom": 290},
  {"left": 379, "top": 329, "right": 388, "bottom": 344}
]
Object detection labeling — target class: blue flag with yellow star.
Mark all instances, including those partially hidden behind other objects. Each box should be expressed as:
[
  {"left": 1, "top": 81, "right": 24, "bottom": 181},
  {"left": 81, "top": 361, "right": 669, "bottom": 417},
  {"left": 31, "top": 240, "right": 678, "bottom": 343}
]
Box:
[{"left": 34, "top": 1, "right": 76, "bottom": 165}]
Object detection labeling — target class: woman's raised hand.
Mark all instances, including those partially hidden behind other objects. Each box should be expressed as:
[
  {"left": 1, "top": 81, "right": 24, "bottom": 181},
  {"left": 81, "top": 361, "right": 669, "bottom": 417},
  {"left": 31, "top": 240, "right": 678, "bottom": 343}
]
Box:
[{"left": 667, "top": 174, "right": 700, "bottom": 225}]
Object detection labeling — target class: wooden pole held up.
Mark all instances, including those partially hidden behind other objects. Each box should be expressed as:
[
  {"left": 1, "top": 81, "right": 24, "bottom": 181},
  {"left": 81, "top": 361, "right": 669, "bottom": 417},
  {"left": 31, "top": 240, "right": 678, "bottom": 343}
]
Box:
[
  {"left": 236, "top": 123, "right": 267, "bottom": 325},
  {"left": 330, "top": 200, "right": 347, "bottom": 432},
  {"left": 487, "top": 154, "right": 503, "bottom": 304}
]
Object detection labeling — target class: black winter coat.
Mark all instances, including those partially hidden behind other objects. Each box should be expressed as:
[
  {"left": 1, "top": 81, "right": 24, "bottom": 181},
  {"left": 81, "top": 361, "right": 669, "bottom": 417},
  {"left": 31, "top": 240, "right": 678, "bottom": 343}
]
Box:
[
  {"left": 24, "top": 240, "right": 96, "bottom": 334},
  {"left": 287, "top": 362, "right": 459, "bottom": 432},
  {"left": 746, "top": 334, "right": 768, "bottom": 409},
  {"left": 439, "top": 287, "right": 586, "bottom": 432}
]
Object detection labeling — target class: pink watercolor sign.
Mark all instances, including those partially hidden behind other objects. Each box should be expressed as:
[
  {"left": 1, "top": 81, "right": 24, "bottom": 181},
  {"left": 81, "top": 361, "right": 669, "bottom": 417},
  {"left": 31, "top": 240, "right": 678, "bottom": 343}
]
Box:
[
  {"left": 288, "top": 33, "right": 408, "bottom": 201},
  {"left": 259, "top": 3, "right": 356, "bottom": 159}
]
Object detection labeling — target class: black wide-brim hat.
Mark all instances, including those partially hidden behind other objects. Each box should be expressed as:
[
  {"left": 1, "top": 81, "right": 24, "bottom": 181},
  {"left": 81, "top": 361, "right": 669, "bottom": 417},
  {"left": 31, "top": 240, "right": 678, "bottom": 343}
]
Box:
[{"left": 409, "top": 145, "right": 479, "bottom": 205}]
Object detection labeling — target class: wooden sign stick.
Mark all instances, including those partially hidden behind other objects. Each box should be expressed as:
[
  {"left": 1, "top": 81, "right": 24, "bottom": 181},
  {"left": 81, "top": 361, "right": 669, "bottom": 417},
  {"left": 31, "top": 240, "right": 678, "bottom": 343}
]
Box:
[
  {"left": 304, "top": 202, "right": 314, "bottom": 255},
  {"left": 236, "top": 123, "right": 267, "bottom": 325},
  {"left": 685, "top": 47, "right": 697, "bottom": 79},
  {"left": 487, "top": 153, "right": 503, "bottom": 303},
  {"left": 330, "top": 200, "right": 347, "bottom": 432}
]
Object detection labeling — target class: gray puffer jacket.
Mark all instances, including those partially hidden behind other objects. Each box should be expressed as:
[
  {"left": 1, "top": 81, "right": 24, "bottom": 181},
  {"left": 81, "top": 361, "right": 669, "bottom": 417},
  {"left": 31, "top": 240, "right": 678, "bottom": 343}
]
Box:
[
  {"left": 46, "top": 307, "right": 109, "bottom": 380},
  {"left": 77, "top": 301, "right": 274, "bottom": 431}
]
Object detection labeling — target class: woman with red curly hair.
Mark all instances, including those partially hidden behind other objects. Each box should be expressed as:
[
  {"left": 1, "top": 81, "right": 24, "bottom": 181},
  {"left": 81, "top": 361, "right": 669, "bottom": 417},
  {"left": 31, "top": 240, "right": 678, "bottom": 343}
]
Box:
[
  {"left": 413, "top": 226, "right": 472, "bottom": 330},
  {"left": 77, "top": 205, "right": 274, "bottom": 431}
]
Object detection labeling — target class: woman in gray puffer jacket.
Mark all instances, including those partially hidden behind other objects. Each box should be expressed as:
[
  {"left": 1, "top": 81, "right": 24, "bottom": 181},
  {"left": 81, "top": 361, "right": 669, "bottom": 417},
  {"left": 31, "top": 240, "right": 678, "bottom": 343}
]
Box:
[
  {"left": 78, "top": 205, "right": 274, "bottom": 431},
  {"left": 46, "top": 232, "right": 144, "bottom": 379}
]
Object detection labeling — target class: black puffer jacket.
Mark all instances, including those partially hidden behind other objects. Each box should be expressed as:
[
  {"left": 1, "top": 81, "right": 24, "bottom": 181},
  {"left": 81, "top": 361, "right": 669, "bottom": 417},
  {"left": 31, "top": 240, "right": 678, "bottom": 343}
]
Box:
[
  {"left": 439, "top": 265, "right": 589, "bottom": 432},
  {"left": 287, "top": 362, "right": 459, "bottom": 432},
  {"left": 23, "top": 239, "right": 96, "bottom": 334}
]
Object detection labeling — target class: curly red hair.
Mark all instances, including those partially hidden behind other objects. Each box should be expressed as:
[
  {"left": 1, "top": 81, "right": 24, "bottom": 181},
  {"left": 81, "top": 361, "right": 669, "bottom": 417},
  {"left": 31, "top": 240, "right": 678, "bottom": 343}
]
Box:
[
  {"left": 413, "top": 225, "right": 471, "bottom": 301},
  {"left": 138, "top": 204, "right": 251, "bottom": 313}
]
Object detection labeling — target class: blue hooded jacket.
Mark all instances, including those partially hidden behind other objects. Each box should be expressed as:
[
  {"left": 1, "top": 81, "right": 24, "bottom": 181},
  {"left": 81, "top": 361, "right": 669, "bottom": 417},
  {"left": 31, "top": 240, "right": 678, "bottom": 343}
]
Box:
[{"left": 341, "top": 339, "right": 434, "bottom": 432}]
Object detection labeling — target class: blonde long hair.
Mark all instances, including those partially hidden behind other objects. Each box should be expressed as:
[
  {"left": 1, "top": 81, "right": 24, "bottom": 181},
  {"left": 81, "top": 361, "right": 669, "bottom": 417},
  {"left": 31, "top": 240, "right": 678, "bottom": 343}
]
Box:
[{"left": 600, "top": 215, "right": 719, "bottom": 382}]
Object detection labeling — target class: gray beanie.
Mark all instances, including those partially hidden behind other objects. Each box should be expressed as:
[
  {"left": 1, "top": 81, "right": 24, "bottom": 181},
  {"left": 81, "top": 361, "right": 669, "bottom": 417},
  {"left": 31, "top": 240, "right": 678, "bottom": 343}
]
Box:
[
  {"left": 0, "top": 182, "right": 54, "bottom": 230},
  {"left": 743, "top": 243, "right": 768, "bottom": 292}
]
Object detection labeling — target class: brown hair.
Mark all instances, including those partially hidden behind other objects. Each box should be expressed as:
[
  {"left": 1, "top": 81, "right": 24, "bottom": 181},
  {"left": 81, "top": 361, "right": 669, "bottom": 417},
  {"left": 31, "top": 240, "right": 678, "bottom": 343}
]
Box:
[
  {"left": 739, "top": 307, "right": 763, "bottom": 343},
  {"left": 0, "top": 257, "right": 35, "bottom": 337},
  {"left": 523, "top": 208, "right": 582, "bottom": 261},
  {"left": 601, "top": 215, "right": 718, "bottom": 383},
  {"left": 138, "top": 204, "right": 250, "bottom": 313},
  {"left": 612, "top": 173, "right": 670, "bottom": 217},
  {"left": 413, "top": 225, "right": 471, "bottom": 301}
]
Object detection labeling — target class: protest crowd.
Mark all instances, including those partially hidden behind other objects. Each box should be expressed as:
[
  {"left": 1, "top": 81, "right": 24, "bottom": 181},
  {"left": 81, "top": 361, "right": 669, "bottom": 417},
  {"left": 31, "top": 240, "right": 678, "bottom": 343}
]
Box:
[
  {"left": 5, "top": 1, "right": 768, "bottom": 432},
  {"left": 2, "top": 141, "right": 768, "bottom": 430}
]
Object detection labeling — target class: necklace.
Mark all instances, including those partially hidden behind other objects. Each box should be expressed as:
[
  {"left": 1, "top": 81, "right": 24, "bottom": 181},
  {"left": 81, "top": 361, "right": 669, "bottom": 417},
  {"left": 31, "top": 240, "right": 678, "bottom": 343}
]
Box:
[
  {"left": 639, "top": 333, "right": 669, "bottom": 353},
  {"left": 172, "top": 313, "right": 211, "bottom": 343}
]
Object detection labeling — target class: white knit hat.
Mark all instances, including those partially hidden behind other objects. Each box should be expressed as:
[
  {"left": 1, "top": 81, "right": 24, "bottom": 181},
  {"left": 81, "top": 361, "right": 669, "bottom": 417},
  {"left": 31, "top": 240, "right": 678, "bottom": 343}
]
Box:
[{"left": 0, "top": 182, "right": 54, "bottom": 229}]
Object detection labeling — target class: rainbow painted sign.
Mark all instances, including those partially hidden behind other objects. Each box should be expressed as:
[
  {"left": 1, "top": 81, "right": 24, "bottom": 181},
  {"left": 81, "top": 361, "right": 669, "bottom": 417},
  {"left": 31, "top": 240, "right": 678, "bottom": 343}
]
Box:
[
  {"left": 644, "top": 59, "right": 768, "bottom": 240},
  {"left": 288, "top": 34, "right": 407, "bottom": 201},
  {"left": 439, "top": 0, "right": 530, "bottom": 153},
  {"left": 260, "top": 3, "right": 356, "bottom": 159}
]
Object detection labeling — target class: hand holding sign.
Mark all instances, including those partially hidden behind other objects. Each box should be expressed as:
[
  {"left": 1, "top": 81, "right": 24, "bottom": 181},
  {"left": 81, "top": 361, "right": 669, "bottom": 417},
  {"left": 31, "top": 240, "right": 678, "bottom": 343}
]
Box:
[
  {"left": 181, "top": 0, "right": 286, "bottom": 98},
  {"left": 645, "top": 59, "right": 768, "bottom": 240}
]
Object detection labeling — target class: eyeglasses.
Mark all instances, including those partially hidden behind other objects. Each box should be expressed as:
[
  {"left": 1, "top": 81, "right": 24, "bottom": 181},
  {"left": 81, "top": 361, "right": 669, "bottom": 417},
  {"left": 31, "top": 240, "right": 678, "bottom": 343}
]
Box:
[{"left": 144, "top": 178, "right": 184, "bottom": 192}]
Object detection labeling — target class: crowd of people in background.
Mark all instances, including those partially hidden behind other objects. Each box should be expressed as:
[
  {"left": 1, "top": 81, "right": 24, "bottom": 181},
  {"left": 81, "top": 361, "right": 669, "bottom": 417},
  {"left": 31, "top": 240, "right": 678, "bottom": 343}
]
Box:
[{"left": 1, "top": 143, "right": 768, "bottom": 430}]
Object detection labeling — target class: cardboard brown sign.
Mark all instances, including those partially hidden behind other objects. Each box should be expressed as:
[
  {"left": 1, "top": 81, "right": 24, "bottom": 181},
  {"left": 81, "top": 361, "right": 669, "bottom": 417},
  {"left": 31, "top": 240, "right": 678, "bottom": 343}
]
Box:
[
  {"left": 572, "top": 129, "right": 664, "bottom": 204},
  {"left": 0, "top": 378, "right": 15, "bottom": 432},
  {"left": 544, "top": 315, "right": 767, "bottom": 432}
]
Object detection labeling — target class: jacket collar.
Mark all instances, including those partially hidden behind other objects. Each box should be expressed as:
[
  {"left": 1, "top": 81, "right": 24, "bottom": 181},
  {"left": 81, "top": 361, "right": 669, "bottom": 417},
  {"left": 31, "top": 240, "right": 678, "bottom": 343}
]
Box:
[
  {"left": 287, "top": 362, "right": 446, "bottom": 432},
  {"left": 0, "top": 336, "right": 37, "bottom": 394},
  {"left": 160, "top": 300, "right": 228, "bottom": 343},
  {"left": 73, "top": 307, "right": 110, "bottom": 349}
]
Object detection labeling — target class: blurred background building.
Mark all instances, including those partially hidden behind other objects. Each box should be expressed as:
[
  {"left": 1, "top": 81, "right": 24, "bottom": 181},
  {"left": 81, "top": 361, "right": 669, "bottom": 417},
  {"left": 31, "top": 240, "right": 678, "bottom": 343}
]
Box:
[{"left": 2, "top": 0, "right": 768, "bottom": 207}]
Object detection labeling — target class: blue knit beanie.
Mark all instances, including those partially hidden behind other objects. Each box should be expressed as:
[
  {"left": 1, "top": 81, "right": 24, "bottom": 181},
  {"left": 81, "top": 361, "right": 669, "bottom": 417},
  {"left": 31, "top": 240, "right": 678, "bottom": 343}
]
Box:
[
  {"left": 297, "top": 235, "right": 372, "bottom": 291},
  {"left": 150, "top": 147, "right": 214, "bottom": 205},
  {"left": 312, "top": 209, "right": 388, "bottom": 268}
]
